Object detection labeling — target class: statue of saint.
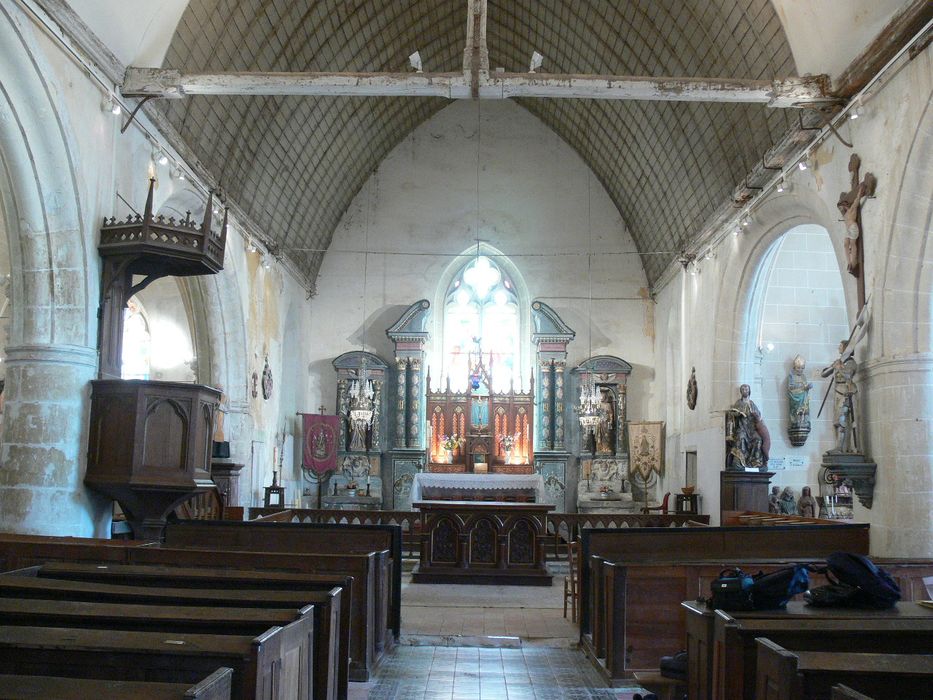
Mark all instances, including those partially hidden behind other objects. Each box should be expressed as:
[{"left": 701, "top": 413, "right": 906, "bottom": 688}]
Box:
[
  {"left": 768, "top": 485, "right": 781, "bottom": 514},
  {"left": 797, "top": 486, "right": 818, "bottom": 518},
  {"left": 725, "top": 384, "right": 769, "bottom": 470},
  {"left": 779, "top": 486, "right": 797, "bottom": 515},
  {"left": 786, "top": 355, "right": 813, "bottom": 446},
  {"left": 595, "top": 387, "right": 615, "bottom": 454},
  {"left": 821, "top": 340, "right": 859, "bottom": 453}
]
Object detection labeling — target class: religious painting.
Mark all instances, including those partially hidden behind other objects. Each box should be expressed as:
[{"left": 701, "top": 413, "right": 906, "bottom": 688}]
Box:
[
  {"left": 627, "top": 421, "right": 665, "bottom": 480},
  {"left": 301, "top": 413, "right": 339, "bottom": 475}
]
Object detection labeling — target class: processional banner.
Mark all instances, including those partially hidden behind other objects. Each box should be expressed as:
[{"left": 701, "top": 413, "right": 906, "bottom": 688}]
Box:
[
  {"left": 627, "top": 421, "right": 665, "bottom": 480},
  {"left": 301, "top": 413, "right": 340, "bottom": 475}
]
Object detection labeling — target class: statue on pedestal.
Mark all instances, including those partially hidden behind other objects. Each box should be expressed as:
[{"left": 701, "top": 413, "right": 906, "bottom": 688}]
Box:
[
  {"left": 821, "top": 340, "right": 859, "bottom": 454},
  {"left": 725, "top": 384, "right": 770, "bottom": 471},
  {"left": 797, "top": 486, "right": 818, "bottom": 518},
  {"left": 786, "top": 355, "right": 813, "bottom": 447},
  {"left": 779, "top": 486, "right": 797, "bottom": 515}
]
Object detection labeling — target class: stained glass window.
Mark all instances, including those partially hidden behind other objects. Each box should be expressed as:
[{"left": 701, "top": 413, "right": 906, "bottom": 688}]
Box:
[{"left": 443, "top": 256, "right": 519, "bottom": 392}]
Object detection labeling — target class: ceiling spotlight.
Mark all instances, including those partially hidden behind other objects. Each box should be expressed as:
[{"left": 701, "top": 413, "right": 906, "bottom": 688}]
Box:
[
  {"left": 704, "top": 249, "right": 714, "bottom": 260},
  {"left": 262, "top": 256, "right": 272, "bottom": 270},
  {"left": 152, "top": 147, "right": 168, "bottom": 166},
  {"left": 102, "top": 95, "right": 121, "bottom": 115},
  {"left": 246, "top": 237, "right": 257, "bottom": 253},
  {"left": 408, "top": 51, "right": 423, "bottom": 73},
  {"left": 776, "top": 179, "right": 785, "bottom": 193},
  {"left": 171, "top": 167, "right": 185, "bottom": 181},
  {"left": 741, "top": 215, "right": 751, "bottom": 227},
  {"left": 689, "top": 262, "right": 698, "bottom": 276},
  {"left": 733, "top": 226, "right": 741, "bottom": 238},
  {"left": 529, "top": 51, "right": 544, "bottom": 73},
  {"left": 849, "top": 101, "right": 863, "bottom": 120},
  {"left": 798, "top": 160, "right": 808, "bottom": 171}
]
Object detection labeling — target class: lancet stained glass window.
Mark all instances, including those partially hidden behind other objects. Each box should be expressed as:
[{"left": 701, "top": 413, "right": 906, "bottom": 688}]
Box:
[{"left": 443, "top": 256, "right": 519, "bottom": 392}]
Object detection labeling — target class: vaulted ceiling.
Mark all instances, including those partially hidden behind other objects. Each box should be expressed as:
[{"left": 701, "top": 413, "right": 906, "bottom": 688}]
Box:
[{"left": 159, "top": 0, "right": 798, "bottom": 286}]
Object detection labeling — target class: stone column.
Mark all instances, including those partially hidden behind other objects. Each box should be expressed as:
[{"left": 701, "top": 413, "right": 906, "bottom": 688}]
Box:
[
  {"left": 0, "top": 345, "right": 108, "bottom": 536},
  {"left": 861, "top": 355, "right": 933, "bottom": 557}
]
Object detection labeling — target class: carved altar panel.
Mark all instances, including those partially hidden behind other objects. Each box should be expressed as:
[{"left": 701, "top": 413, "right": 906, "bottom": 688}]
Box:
[{"left": 426, "top": 356, "right": 534, "bottom": 473}]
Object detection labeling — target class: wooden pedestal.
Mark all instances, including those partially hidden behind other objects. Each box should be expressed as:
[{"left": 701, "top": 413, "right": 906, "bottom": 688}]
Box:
[{"left": 720, "top": 471, "right": 773, "bottom": 521}]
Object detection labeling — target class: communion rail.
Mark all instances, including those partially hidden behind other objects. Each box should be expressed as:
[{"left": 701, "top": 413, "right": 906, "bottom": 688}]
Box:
[{"left": 246, "top": 508, "right": 709, "bottom": 559}]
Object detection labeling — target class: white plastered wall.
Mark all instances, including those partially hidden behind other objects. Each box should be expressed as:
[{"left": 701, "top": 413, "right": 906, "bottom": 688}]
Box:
[
  {"left": 651, "top": 46, "right": 933, "bottom": 555},
  {"left": 309, "top": 99, "right": 655, "bottom": 432}
]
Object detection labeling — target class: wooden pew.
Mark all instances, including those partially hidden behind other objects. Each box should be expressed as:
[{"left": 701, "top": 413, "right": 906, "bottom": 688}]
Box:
[
  {"left": 164, "top": 519, "right": 401, "bottom": 647},
  {"left": 0, "top": 567, "right": 349, "bottom": 700},
  {"left": 0, "top": 626, "right": 282, "bottom": 700},
  {"left": 684, "top": 599, "right": 933, "bottom": 700},
  {"left": 0, "top": 599, "right": 314, "bottom": 700},
  {"left": 0, "top": 534, "right": 381, "bottom": 683},
  {"left": 714, "top": 607, "right": 933, "bottom": 700},
  {"left": 831, "top": 685, "right": 875, "bottom": 700},
  {"left": 584, "top": 555, "right": 933, "bottom": 686},
  {"left": 579, "top": 523, "right": 871, "bottom": 637},
  {"left": 756, "top": 638, "right": 933, "bottom": 700},
  {"left": 0, "top": 667, "right": 234, "bottom": 700}
]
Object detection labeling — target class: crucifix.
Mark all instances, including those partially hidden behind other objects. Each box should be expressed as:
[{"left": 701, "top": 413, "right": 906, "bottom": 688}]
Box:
[{"left": 836, "top": 154, "right": 876, "bottom": 311}]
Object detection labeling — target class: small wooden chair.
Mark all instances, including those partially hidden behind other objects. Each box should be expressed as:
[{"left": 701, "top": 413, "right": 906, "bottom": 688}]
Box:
[
  {"left": 563, "top": 540, "right": 580, "bottom": 622},
  {"left": 641, "top": 491, "right": 671, "bottom": 515}
]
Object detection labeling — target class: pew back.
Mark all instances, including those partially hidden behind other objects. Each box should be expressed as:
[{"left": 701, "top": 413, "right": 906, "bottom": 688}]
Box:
[{"left": 0, "top": 667, "right": 234, "bottom": 700}]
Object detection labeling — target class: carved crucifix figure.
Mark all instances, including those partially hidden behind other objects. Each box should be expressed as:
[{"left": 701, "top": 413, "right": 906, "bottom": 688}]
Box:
[{"left": 836, "top": 154, "right": 876, "bottom": 310}]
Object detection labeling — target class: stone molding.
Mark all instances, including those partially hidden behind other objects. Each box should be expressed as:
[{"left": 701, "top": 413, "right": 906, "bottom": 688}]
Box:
[
  {"left": 3, "top": 343, "right": 97, "bottom": 369},
  {"left": 861, "top": 353, "right": 933, "bottom": 379}
]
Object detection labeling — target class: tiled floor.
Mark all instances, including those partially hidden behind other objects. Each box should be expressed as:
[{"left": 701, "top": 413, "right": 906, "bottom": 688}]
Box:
[
  {"left": 348, "top": 573, "right": 643, "bottom": 699},
  {"left": 351, "top": 646, "right": 641, "bottom": 700}
]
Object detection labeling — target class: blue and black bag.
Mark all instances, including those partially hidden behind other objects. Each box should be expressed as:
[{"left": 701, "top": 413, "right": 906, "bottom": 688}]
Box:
[
  {"left": 749, "top": 564, "right": 810, "bottom": 609},
  {"left": 805, "top": 552, "right": 901, "bottom": 609},
  {"left": 708, "top": 568, "right": 755, "bottom": 611}
]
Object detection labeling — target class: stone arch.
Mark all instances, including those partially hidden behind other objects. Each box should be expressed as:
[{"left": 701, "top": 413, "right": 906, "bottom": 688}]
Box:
[
  {"left": 877, "top": 89, "right": 933, "bottom": 357},
  {"left": 709, "top": 190, "right": 850, "bottom": 413},
  {"left": 0, "top": 5, "right": 104, "bottom": 535}
]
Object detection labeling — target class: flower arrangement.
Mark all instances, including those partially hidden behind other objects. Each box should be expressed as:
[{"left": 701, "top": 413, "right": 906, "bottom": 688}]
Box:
[
  {"left": 497, "top": 431, "right": 521, "bottom": 451},
  {"left": 345, "top": 481, "right": 358, "bottom": 490},
  {"left": 599, "top": 484, "right": 613, "bottom": 495},
  {"left": 440, "top": 434, "right": 463, "bottom": 451}
]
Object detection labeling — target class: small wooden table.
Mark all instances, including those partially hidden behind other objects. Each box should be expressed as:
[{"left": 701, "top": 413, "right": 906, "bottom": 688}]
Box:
[{"left": 411, "top": 501, "right": 554, "bottom": 586}]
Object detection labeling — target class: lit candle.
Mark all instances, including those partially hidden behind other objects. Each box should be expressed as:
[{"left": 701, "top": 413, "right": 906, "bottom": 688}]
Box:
[{"left": 366, "top": 474, "right": 371, "bottom": 485}]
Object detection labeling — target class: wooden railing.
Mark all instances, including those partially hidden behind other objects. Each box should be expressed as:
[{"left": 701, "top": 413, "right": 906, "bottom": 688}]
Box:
[{"left": 247, "top": 507, "right": 710, "bottom": 559}]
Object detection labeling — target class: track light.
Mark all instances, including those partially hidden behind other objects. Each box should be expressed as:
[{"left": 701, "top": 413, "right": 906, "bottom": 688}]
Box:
[
  {"left": 776, "top": 179, "right": 785, "bottom": 193},
  {"left": 171, "top": 167, "right": 185, "bottom": 181},
  {"left": 798, "top": 160, "right": 808, "bottom": 171},
  {"left": 262, "top": 256, "right": 272, "bottom": 270},
  {"left": 102, "top": 95, "right": 121, "bottom": 115},
  {"left": 246, "top": 237, "right": 257, "bottom": 253},
  {"left": 733, "top": 225, "right": 741, "bottom": 238},
  {"left": 529, "top": 51, "right": 544, "bottom": 73},
  {"left": 741, "top": 214, "right": 751, "bottom": 227},
  {"left": 152, "top": 147, "right": 168, "bottom": 166},
  {"left": 408, "top": 51, "right": 423, "bottom": 73}
]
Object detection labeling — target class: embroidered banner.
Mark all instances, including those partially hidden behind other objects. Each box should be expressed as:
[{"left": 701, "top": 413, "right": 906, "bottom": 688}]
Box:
[
  {"left": 627, "top": 421, "right": 665, "bottom": 480},
  {"left": 301, "top": 413, "right": 339, "bottom": 475}
]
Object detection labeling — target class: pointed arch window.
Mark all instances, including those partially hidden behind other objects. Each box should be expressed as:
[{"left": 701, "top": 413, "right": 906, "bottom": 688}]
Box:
[{"left": 443, "top": 255, "right": 519, "bottom": 392}]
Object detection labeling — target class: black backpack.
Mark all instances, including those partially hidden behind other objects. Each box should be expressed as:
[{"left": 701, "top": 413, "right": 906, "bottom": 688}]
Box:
[
  {"left": 708, "top": 564, "right": 809, "bottom": 611},
  {"left": 805, "top": 552, "right": 901, "bottom": 609}
]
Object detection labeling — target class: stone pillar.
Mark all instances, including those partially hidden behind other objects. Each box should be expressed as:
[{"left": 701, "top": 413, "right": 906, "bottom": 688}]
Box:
[
  {"left": 0, "top": 345, "right": 108, "bottom": 536},
  {"left": 531, "top": 301, "right": 576, "bottom": 511},
  {"left": 385, "top": 300, "right": 431, "bottom": 509},
  {"left": 861, "top": 355, "right": 933, "bottom": 557}
]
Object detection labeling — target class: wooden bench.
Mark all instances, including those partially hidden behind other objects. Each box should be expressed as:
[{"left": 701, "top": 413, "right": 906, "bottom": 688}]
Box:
[
  {"left": 0, "top": 598, "right": 314, "bottom": 700},
  {"left": 0, "top": 535, "right": 383, "bottom": 683},
  {"left": 164, "top": 519, "right": 401, "bottom": 647},
  {"left": 683, "top": 599, "right": 933, "bottom": 700},
  {"left": 0, "top": 625, "right": 282, "bottom": 700},
  {"left": 0, "top": 667, "right": 233, "bottom": 700},
  {"left": 2, "top": 564, "right": 345, "bottom": 700},
  {"left": 714, "top": 608, "right": 933, "bottom": 699},
  {"left": 756, "top": 637, "right": 933, "bottom": 699},
  {"left": 831, "top": 685, "right": 875, "bottom": 700}
]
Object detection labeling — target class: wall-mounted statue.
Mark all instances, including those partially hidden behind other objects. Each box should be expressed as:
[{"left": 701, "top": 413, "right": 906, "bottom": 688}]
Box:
[
  {"left": 725, "top": 384, "right": 770, "bottom": 471},
  {"left": 768, "top": 485, "right": 780, "bottom": 514},
  {"left": 686, "top": 367, "right": 698, "bottom": 410},
  {"left": 786, "top": 355, "right": 813, "bottom": 446},
  {"left": 837, "top": 153, "right": 876, "bottom": 310},
  {"left": 820, "top": 340, "right": 859, "bottom": 454}
]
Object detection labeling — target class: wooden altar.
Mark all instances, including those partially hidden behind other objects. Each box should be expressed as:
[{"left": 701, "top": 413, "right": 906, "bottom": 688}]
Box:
[
  {"left": 411, "top": 501, "right": 554, "bottom": 586},
  {"left": 426, "top": 355, "right": 534, "bottom": 474}
]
